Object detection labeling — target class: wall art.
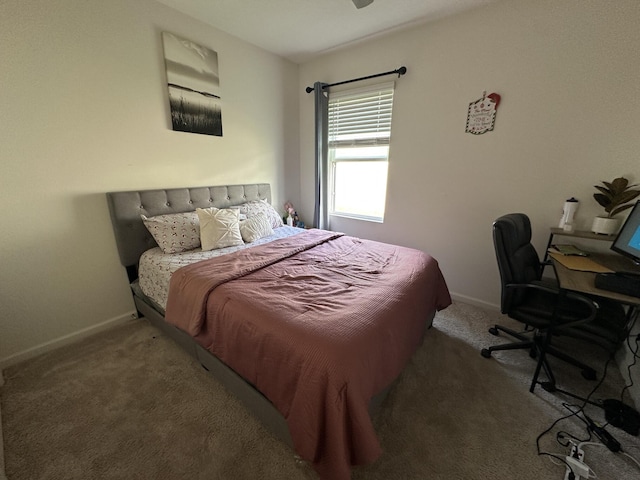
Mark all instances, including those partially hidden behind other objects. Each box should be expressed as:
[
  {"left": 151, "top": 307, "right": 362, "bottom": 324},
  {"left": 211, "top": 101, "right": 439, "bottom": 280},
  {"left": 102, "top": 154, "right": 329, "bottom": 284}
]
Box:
[
  {"left": 162, "top": 32, "right": 222, "bottom": 136},
  {"left": 465, "top": 91, "right": 500, "bottom": 135}
]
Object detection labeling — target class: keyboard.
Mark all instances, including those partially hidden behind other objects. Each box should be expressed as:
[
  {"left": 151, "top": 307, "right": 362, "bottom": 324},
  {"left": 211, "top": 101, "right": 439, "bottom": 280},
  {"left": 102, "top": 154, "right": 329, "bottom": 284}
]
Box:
[{"left": 595, "top": 272, "right": 640, "bottom": 298}]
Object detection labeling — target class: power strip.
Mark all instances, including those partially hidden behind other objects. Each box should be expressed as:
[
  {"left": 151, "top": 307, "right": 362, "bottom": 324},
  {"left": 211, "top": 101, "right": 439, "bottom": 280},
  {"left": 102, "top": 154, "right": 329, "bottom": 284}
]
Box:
[
  {"left": 563, "top": 445, "right": 587, "bottom": 480},
  {"left": 570, "top": 445, "right": 585, "bottom": 463}
]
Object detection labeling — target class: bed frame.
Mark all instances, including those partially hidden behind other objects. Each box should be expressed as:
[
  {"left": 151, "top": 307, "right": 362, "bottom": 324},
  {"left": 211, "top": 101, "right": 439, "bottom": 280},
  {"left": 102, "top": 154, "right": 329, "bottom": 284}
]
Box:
[{"left": 106, "top": 183, "right": 435, "bottom": 449}]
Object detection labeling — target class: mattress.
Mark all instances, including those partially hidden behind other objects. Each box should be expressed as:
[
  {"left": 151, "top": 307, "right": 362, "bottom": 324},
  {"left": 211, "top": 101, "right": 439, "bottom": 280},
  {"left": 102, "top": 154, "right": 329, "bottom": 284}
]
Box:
[{"left": 138, "top": 225, "right": 303, "bottom": 310}]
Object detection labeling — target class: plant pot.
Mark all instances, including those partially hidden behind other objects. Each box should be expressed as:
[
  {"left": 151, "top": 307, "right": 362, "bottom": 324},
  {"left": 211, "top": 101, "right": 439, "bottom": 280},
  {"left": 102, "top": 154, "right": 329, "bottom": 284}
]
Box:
[{"left": 591, "top": 216, "right": 620, "bottom": 235}]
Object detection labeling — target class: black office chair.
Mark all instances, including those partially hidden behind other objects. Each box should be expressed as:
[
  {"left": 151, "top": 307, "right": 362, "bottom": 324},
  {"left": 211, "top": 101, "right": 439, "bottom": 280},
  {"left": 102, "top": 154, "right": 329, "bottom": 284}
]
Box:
[{"left": 482, "top": 213, "right": 628, "bottom": 391}]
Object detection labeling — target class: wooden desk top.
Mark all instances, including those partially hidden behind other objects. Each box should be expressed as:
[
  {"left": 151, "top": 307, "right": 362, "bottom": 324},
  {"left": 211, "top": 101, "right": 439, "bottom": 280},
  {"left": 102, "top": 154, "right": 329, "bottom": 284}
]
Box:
[{"left": 551, "top": 253, "right": 640, "bottom": 306}]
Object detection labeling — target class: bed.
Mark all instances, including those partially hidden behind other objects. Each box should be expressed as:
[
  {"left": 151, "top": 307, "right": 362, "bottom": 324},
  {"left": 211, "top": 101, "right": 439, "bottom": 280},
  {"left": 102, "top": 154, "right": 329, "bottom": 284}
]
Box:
[{"left": 106, "top": 183, "right": 451, "bottom": 480}]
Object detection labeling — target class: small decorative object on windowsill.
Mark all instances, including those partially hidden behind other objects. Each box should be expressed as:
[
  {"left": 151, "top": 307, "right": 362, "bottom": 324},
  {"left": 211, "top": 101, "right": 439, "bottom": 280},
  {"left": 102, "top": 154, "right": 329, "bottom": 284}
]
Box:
[{"left": 592, "top": 176, "right": 640, "bottom": 235}]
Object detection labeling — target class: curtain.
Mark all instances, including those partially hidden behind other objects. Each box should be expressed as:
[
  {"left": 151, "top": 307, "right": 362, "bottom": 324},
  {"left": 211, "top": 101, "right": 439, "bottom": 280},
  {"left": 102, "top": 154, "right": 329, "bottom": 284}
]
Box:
[{"left": 313, "top": 82, "right": 329, "bottom": 230}]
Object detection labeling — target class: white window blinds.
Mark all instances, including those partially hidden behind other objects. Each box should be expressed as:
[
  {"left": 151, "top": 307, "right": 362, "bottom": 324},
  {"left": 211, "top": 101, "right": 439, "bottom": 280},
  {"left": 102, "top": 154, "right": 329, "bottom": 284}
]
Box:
[{"left": 328, "top": 82, "right": 395, "bottom": 148}]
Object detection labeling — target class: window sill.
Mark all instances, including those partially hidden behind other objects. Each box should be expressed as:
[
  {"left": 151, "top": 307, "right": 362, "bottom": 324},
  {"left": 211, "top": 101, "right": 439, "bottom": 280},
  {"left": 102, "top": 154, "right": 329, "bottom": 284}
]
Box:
[{"left": 330, "top": 212, "right": 384, "bottom": 223}]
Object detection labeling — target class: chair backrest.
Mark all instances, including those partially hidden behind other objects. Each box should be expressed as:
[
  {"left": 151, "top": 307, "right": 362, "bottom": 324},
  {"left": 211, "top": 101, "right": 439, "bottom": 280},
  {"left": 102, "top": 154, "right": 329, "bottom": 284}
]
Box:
[{"left": 493, "top": 213, "right": 543, "bottom": 313}]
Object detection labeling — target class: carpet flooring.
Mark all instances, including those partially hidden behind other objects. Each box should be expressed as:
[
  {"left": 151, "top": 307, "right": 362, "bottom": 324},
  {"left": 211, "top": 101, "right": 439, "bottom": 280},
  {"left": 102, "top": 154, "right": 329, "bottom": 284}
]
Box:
[{"left": 1, "top": 302, "right": 639, "bottom": 479}]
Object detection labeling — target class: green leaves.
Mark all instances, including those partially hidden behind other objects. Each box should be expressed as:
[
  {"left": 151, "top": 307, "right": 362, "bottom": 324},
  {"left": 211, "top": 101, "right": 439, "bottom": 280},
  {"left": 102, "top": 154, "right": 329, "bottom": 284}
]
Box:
[{"left": 593, "top": 176, "right": 640, "bottom": 217}]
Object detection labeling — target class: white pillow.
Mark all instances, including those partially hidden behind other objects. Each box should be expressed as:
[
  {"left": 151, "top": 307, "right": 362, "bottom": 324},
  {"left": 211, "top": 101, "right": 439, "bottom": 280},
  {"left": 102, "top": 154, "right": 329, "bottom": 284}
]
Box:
[
  {"left": 239, "top": 213, "right": 274, "bottom": 243},
  {"left": 141, "top": 212, "right": 200, "bottom": 254},
  {"left": 238, "top": 199, "right": 284, "bottom": 229},
  {"left": 228, "top": 206, "right": 248, "bottom": 222},
  {"left": 196, "top": 207, "right": 244, "bottom": 251}
]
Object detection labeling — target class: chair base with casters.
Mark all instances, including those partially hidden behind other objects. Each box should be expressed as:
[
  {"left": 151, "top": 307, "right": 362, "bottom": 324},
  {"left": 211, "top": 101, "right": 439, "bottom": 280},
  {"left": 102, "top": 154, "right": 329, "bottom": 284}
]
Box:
[{"left": 480, "top": 321, "right": 597, "bottom": 385}]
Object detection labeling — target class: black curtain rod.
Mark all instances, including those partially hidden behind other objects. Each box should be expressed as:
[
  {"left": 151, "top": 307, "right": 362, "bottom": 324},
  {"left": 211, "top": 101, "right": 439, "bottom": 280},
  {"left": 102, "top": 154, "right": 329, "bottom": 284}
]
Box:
[{"left": 305, "top": 66, "right": 407, "bottom": 93}]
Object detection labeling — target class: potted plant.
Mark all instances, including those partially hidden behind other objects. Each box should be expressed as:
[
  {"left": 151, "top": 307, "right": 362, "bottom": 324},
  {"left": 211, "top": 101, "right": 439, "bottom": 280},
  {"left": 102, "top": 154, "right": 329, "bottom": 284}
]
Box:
[{"left": 592, "top": 176, "right": 640, "bottom": 234}]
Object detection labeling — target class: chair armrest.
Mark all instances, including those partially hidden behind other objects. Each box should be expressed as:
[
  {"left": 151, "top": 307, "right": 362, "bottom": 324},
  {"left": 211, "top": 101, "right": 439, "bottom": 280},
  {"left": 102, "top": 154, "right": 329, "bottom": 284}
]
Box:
[
  {"left": 559, "top": 291, "right": 599, "bottom": 328},
  {"left": 505, "top": 282, "right": 559, "bottom": 295},
  {"left": 505, "top": 283, "right": 599, "bottom": 328}
]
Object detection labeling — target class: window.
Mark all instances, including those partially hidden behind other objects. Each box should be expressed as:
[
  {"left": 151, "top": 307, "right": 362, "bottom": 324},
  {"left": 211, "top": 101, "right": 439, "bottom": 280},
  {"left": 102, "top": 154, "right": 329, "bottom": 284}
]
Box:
[{"left": 328, "top": 82, "right": 394, "bottom": 222}]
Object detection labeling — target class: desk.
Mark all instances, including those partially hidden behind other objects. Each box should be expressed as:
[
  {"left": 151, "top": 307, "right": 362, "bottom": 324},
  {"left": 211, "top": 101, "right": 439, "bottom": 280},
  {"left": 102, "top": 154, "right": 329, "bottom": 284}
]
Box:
[
  {"left": 551, "top": 253, "right": 640, "bottom": 306},
  {"left": 530, "top": 253, "right": 640, "bottom": 393}
]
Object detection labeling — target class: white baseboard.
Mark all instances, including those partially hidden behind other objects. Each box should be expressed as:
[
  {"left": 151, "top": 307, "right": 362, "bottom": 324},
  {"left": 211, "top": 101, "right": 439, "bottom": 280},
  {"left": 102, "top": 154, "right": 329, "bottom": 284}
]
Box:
[
  {"left": 0, "top": 310, "right": 137, "bottom": 370},
  {"left": 450, "top": 291, "right": 500, "bottom": 311}
]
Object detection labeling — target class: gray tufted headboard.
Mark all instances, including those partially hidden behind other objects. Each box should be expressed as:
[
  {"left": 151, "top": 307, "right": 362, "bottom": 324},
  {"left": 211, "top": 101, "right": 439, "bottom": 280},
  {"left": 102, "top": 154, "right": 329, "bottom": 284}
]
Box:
[{"left": 106, "top": 184, "right": 272, "bottom": 275}]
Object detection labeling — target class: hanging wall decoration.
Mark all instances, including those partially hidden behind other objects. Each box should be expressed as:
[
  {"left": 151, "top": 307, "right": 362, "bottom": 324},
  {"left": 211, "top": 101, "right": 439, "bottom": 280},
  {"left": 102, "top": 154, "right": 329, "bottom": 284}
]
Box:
[
  {"left": 465, "top": 91, "right": 500, "bottom": 135},
  {"left": 162, "top": 32, "right": 222, "bottom": 136}
]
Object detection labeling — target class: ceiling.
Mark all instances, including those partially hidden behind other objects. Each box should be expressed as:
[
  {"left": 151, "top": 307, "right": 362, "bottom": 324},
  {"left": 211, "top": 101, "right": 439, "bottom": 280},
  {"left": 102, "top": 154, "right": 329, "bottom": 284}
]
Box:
[{"left": 155, "top": 0, "right": 497, "bottom": 64}]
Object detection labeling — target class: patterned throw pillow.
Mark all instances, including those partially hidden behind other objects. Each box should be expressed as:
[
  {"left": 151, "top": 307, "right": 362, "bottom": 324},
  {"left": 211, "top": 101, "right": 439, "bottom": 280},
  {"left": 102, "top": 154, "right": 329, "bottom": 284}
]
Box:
[
  {"left": 141, "top": 212, "right": 200, "bottom": 254},
  {"left": 238, "top": 199, "right": 284, "bottom": 229},
  {"left": 239, "top": 213, "right": 274, "bottom": 243},
  {"left": 196, "top": 207, "right": 244, "bottom": 251}
]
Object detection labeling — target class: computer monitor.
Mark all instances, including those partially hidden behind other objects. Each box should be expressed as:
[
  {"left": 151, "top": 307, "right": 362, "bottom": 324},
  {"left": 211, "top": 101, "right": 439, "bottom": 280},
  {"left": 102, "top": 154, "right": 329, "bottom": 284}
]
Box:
[{"left": 611, "top": 200, "right": 640, "bottom": 266}]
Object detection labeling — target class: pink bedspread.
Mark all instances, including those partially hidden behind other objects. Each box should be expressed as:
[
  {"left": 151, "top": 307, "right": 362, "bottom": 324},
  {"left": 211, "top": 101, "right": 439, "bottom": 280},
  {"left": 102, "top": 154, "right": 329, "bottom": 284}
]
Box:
[{"left": 165, "top": 229, "right": 451, "bottom": 479}]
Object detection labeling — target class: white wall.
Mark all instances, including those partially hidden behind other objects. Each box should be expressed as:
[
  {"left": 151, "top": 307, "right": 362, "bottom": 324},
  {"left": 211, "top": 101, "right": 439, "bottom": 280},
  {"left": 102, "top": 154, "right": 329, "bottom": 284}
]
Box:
[
  {"left": 299, "top": 0, "right": 640, "bottom": 404},
  {"left": 299, "top": 0, "right": 640, "bottom": 308},
  {"left": 0, "top": 0, "right": 299, "bottom": 365}
]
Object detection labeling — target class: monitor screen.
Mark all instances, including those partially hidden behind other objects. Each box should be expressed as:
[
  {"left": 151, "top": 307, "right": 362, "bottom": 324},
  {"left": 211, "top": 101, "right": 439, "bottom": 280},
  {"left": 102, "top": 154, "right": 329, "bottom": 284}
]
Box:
[{"left": 611, "top": 200, "right": 640, "bottom": 265}]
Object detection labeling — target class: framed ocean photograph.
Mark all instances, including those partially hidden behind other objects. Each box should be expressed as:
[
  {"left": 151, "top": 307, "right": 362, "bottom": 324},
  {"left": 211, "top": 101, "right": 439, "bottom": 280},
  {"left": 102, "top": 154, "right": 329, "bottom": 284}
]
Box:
[{"left": 161, "top": 32, "right": 222, "bottom": 136}]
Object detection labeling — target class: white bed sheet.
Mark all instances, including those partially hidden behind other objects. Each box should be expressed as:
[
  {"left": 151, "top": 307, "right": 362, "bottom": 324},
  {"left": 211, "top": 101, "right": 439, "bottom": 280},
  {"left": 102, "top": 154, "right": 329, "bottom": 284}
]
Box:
[{"left": 138, "top": 225, "right": 304, "bottom": 310}]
